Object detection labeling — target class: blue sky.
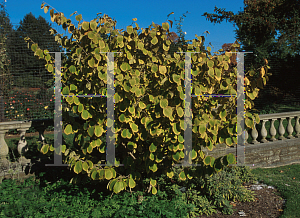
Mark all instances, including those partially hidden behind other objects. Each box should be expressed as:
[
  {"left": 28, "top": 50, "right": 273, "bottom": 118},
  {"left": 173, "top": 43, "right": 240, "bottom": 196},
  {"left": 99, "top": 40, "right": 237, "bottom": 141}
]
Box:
[{"left": 3, "top": 0, "right": 247, "bottom": 54}]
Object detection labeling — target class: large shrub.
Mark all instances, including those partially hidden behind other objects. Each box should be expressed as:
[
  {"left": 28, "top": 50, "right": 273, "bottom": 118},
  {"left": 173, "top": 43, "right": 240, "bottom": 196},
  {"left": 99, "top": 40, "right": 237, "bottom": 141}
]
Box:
[{"left": 25, "top": 2, "right": 271, "bottom": 197}]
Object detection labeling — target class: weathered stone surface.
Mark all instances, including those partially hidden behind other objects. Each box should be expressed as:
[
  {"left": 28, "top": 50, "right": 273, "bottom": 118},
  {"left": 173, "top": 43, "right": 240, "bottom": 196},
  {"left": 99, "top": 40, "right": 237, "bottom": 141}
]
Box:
[{"left": 200, "top": 138, "right": 300, "bottom": 169}]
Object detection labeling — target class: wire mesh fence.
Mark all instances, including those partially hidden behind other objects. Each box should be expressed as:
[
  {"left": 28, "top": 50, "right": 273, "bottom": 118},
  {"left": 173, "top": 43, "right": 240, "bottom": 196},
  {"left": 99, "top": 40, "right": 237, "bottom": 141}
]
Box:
[{"left": 0, "top": 22, "right": 70, "bottom": 122}]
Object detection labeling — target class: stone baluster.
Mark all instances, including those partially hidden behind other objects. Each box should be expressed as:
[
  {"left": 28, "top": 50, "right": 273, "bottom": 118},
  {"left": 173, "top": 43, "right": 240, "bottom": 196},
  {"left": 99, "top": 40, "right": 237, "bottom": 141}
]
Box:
[
  {"left": 287, "top": 117, "right": 295, "bottom": 139},
  {"left": 278, "top": 118, "right": 286, "bottom": 140},
  {"left": 260, "top": 119, "right": 269, "bottom": 143},
  {"left": 269, "top": 119, "right": 277, "bottom": 141},
  {"left": 245, "top": 129, "right": 248, "bottom": 144},
  {"left": 0, "top": 130, "right": 9, "bottom": 160},
  {"left": 17, "top": 128, "right": 31, "bottom": 165},
  {"left": 36, "top": 125, "right": 47, "bottom": 145},
  {"left": 241, "top": 129, "right": 248, "bottom": 145},
  {"left": 294, "top": 116, "right": 300, "bottom": 138},
  {"left": 251, "top": 120, "right": 259, "bottom": 144},
  {"left": 17, "top": 128, "right": 29, "bottom": 156}
]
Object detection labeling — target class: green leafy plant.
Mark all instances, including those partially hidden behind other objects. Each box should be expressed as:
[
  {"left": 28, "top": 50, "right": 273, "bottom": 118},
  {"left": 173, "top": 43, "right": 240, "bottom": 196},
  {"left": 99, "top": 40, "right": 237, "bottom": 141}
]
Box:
[
  {"left": 4, "top": 131, "right": 294, "bottom": 217},
  {"left": 257, "top": 104, "right": 278, "bottom": 115},
  {"left": 154, "top": 164, "right": 259, "bottom": 216},
  {"left": 23, "top": 2, "right": 272, "bottom": 199},
  {"left": 202, "top": 166, "right": 257, "bottom": 214}
]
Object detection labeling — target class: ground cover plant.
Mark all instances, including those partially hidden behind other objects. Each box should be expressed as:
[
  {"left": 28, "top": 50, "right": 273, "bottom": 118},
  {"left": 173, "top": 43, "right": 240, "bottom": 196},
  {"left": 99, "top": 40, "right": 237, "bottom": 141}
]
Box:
[{"left": 1, "top": 140, "right": 297, "bottom": 217}]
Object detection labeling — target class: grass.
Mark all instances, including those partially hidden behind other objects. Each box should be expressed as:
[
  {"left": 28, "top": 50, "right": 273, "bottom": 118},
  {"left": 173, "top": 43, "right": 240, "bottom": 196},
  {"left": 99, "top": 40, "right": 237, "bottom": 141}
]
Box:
[
  {"left": 250, "top": 164, "right": 300, "bottom": 217},
  {"left": 0, "top": 101, "right": 299, "bottom": 217}
]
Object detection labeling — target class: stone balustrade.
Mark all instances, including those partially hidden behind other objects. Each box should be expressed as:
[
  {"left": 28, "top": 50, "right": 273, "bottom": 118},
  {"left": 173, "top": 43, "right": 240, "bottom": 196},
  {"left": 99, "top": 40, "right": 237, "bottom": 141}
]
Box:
[
  {"left": 209, "top": 104, "right": 300, "bottom": 143},
  {"left": 0, "top": 119, "right": 55, "bottom": 165},
  {"left": 243, "top": 111, "right": 300, "bottom": 143},
  {"left": 201, "top": 108, "right": 300, "bottom": 169},
  {"left": 0, "top": 121, "right": 32, "bottom": 158}
]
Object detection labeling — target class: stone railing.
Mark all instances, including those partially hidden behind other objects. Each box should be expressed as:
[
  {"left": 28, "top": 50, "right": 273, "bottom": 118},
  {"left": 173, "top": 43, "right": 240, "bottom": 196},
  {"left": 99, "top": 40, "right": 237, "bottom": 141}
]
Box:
[
  {"left": 243, "top": 111, "right": 300, "bottom": 143},
  {"left": 0, "top": 119, "right": 55, "bottom": 164},
  {"left": 201, "top": 110, "right": 300, "bottom": 169},
  {"left": 0, "top": 107, "right": 300, "bottom": 172},
  {"left": 0, "top": 117, "right": 83, "bottom": 178}
]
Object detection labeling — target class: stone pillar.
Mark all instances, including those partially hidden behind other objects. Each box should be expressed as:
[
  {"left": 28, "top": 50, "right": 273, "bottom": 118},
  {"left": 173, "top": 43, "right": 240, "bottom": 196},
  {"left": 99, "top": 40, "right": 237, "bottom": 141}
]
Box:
[
  {"left": 251, "top": 120, "right": 259, "bottom": 144},
  {"left": 286, "top": 117, "right": 295, "bottom": 139},
  {"left": 17, "top": 128, "right": 29, "bottom": 155},
  {"left": 269, "top": 119, "right": 277, "bottom": 141},
  {"left": 17, "top": 128, "right": 31, "bottom": 165},
  {"left": 295, "top": 116, "right": 300, "bottom": 138},
  {"left": 278, "top": 118, "right": 286, "bottom": 140},
  {"left": 260, "top": 120, "right": 269, "bottom": 143},
  {"left": 0, "top": 130, "right": 9, "bottom": 160}
]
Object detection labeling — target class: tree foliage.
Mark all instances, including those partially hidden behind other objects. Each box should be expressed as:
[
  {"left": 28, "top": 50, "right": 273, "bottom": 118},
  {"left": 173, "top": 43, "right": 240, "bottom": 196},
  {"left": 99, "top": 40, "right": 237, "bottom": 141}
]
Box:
[
  {"left": 173, "top": 11, "right": 190, "bottom": 51},
  {"left": 221, "top": 43, "right": 237, "bottom": 67},
  {"left": 0, "top": 1, "right": 13, "bottom": 94},
  {"left": 202, "top": 0, "right": 300, "bottom": 105},
  {"left": 202, "top": 0, "right": 300, "bottom": 70},
  {"left": 0, "top": 1, "right": 13, "bottom": 122},
  {"left": 6, "top": 12, "right": 65, "bottom": 89}
]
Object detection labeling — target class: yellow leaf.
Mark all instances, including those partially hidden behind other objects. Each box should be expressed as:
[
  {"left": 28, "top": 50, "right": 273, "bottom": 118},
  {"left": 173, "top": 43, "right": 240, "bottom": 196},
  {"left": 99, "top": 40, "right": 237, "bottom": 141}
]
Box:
[
  {"left": 245, "top": 77, "right": 250, "bottom": 86},
  {"left": 260, "top": 67, "right": 265, "bottom": 77},
  {"left": 152, "top": 186, "right": 157, "bottom": 194}
]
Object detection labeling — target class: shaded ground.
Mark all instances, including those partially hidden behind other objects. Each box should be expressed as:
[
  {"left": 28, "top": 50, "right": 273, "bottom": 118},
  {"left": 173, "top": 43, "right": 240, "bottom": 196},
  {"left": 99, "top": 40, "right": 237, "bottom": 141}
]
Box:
[
  {"left": 0, "top": 158, "right": 286, "bottom": 218},
  {"left": 197, "top": 181, "right": 285, "bottom": 217}
]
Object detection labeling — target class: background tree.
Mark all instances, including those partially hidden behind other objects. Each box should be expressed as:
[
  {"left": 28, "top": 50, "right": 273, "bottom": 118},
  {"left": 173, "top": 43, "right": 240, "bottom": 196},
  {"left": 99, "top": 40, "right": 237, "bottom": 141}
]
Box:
[
  {"left": 167, "top": 31, "right": 179, "bottom": 43},
  {"left": 153, "top": 23, "right": 179, "bottom": 54},
  {"left": 202, "top": 0, "right": 300, "bottom": 109},
  {"left": 155, "top": 11, "right": 205, "bottom": 54},
  {"left": 7, "top": 12, "right": 65, "bottom": 90},
  {"left": 97, "top": 13, "right": 117, "bottom": 43},
  {"left": 0, "top": 0, "right": 13, "bottom": 122},
  {"left": 162, "top": 12, "right": 209, "bottom": 95},
  {"left": 171, "top": 11, "right": 191, "bottom": 52},
  {"left": 202, "top": 0, "right": 300, "bottom": 65},
  {"left": 173, "top": 11, "right": 208, "bottom": 84},
  {"left": 0, "top": 1, "right": 13, "bottom": 91},
  {"left": 221, "top": 43, "right": 237, "bottom": 67}
]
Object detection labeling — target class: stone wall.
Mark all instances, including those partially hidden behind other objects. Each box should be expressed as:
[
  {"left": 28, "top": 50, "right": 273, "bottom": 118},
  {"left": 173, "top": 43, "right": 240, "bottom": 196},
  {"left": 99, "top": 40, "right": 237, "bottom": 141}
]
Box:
[{"left": 200, "top": 137, "right": 300, "bottom": 169}]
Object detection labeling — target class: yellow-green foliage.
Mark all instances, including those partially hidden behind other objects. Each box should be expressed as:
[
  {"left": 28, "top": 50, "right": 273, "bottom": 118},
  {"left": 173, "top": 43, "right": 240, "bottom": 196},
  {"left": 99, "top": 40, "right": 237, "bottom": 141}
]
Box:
[{"left": 25, "top": 2, "right": 271, "bottom": 195}]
